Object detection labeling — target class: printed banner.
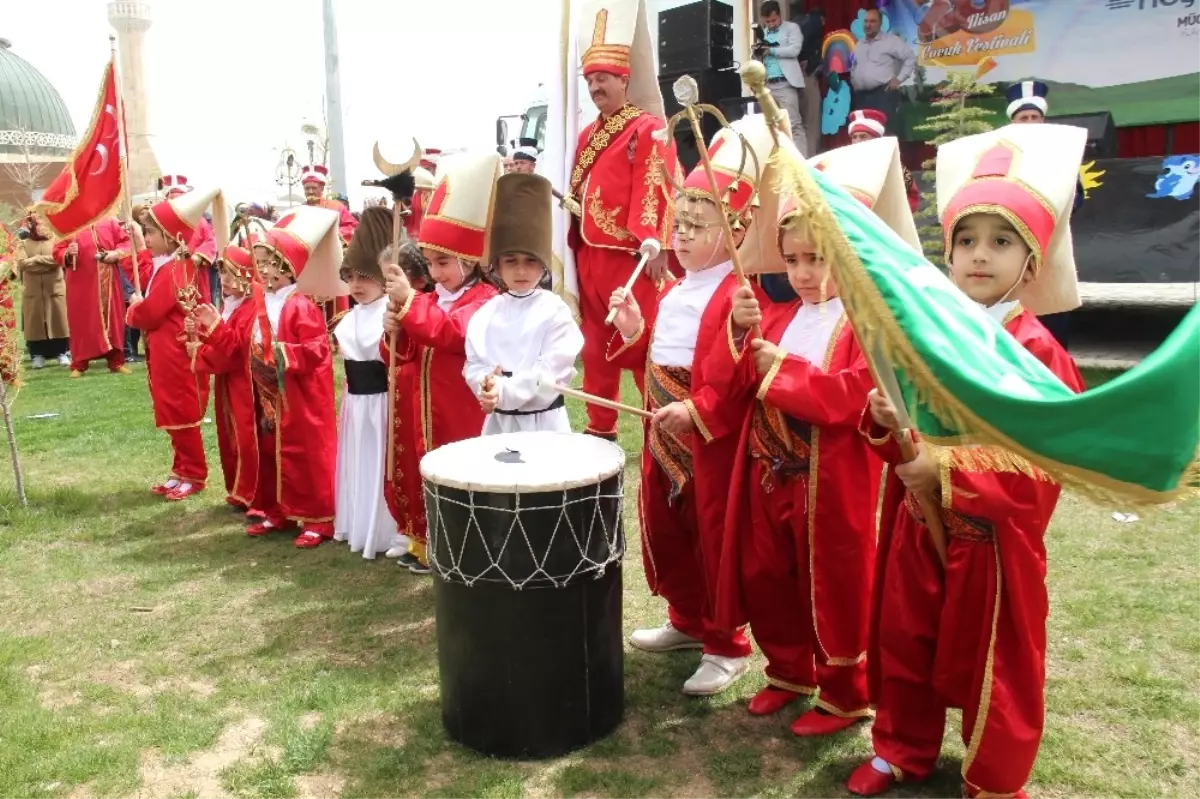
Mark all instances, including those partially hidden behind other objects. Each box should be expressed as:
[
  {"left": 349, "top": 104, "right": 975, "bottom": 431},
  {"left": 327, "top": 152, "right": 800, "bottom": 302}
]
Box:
[{"left": 878, "top": 0, "right": 1200, "bottom": 125}]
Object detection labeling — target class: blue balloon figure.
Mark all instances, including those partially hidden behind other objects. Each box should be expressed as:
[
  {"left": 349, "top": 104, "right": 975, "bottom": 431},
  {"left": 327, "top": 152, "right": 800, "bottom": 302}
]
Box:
[
  {"left": 822, "top": 74, "right": 851, "bottom": 136},
  {"left": 1147, "top": 156, "right": 1200, "bottom": 201},
  {"left": 850, "top": 7, "right": 890, "bottom": 40}
]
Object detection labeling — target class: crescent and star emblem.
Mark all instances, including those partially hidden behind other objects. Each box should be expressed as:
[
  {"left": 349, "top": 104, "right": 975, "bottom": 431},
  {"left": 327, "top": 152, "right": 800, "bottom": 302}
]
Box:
[{"left": 89, "top": 105, "right": 119, "bottom": 176}]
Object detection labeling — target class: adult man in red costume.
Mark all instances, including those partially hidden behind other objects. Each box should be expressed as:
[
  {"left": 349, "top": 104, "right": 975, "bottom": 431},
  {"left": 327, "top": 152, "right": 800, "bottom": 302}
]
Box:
[
  {"left": 53, "top": 217, "right": 134, "bottom": 377},
  {"left": 567, "top": 0, "right": 677, "bottom": 440},
  {"left": 302, "top": 164, "right": 356, "bottom": 330}
]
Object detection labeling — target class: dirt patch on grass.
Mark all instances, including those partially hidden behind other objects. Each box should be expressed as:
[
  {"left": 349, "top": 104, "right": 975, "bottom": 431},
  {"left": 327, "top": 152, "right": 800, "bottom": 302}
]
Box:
[
  {"left": 295, "top": 772, "right": 345, "bottom": 799},
  {"left": 335, "top": 711, "right": 408, "bottom": 749},
  {"left": 299, "top": 711, "right": 323, "bottom": 731},
  {"left": 137, "top": 716, "right": 268, "bottom": 798},
  {"left": 523, "top": 757, "right": 581, "bottom": 798}
]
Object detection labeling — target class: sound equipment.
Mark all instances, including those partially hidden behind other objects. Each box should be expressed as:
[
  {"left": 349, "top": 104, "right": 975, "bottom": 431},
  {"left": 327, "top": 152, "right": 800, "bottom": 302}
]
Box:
[
  {"left": 658, "top": 68, "right": 745, "bottom": 173},
  {"left": 1048, "top": 111, "right": 1117, "bottom": 160},
  {"left": 658, "top": 0, "right": 734, "bottom": 74}
]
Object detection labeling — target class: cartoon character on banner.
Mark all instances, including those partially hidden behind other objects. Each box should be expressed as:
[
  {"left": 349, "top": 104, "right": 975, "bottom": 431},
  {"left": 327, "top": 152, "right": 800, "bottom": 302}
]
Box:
[{"left": 1147, "top": 155, "right": 1200, "bottom": 201}]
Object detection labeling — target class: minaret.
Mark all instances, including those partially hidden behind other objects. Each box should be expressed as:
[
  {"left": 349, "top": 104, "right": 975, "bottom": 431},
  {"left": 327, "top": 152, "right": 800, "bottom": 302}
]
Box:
[{"left": 107, "top": 0, "right": 160, "bottom": 195}]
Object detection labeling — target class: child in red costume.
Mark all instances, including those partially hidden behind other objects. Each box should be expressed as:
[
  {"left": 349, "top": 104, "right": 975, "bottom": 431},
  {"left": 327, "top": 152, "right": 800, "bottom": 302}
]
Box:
[
  {"left": 190, "top": 238, "right": 262, "bottom": 517},
  {"left": 847, "top": 124, "right": 1088, "bottom": 798},
  {"left": 193, "top": 206, "right": 343, "bottom": 549},
  {"left": 127, "top": 188, "right": 219, "bottom": 502},
  {"left": 706, "top": 137, "right": 922, "bottom": 735},
  {"left": 606, "top": 115, "right": 777, "bottom": 697},
  {"left": 381, "top": 152, "right": 501, "bottom": 574}
]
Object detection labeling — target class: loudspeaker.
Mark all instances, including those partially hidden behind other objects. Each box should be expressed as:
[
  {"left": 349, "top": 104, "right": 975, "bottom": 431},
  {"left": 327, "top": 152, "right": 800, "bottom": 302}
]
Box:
[
  {"left": 658, "top": 68, "right": 744, "bottom": 173},
  {"left": 1048, "top": 111, "right": 1117, "bottom": 160},
  {"left": 658, "top": 0, "right": 734, "bottom": 74}
]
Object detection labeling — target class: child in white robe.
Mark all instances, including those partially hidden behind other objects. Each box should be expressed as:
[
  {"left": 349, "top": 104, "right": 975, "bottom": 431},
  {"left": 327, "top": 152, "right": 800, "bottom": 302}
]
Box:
[
  {"left": 332, "top": 207, "right": 402, "bottom": 558},
  {"left": 464, "top": 173, "right": 583, "bottom": 434}
]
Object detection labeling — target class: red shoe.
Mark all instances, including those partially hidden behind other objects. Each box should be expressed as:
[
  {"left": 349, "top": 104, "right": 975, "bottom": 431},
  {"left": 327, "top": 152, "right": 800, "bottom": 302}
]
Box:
[
  {"left": 293, "top": 529, "right": 328, "bottom": 549},
  {"left": 246, "top": 519, "right": 293, "bottom": 537},
  {"left": 244, "top": 508, "right": 267, "bottom": 522},
  {"left": 847, "top": 760, "right": 896, "bottom": 797},
  {"left": 791, "top": 707, "right": 863, "bottom": 737},
  {"left": 748, "top": 686, "right": 802, "bottom": 716},
  {"left": 150, "top": 482, "right": 176, "bottom": 496},
  {"left": 165, "top": 483, "right": 203, "bottom": 502}
]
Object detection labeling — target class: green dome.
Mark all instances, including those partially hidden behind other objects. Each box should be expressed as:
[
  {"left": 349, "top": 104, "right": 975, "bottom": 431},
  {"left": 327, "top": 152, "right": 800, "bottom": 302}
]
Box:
[{"left": 0, "top": 38, "right": 76, "bottom": 156}]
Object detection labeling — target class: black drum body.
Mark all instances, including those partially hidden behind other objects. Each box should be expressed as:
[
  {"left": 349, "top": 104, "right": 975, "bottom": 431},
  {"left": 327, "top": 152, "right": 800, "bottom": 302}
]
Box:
[{"left": 425, "top": 466, "right": 625, "bottom": 759}]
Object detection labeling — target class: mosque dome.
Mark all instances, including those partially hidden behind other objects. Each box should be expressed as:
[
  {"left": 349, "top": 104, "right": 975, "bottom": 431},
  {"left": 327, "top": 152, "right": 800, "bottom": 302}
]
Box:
[{"left": 0, "top": 37, "right": 76, "bottom": 157}]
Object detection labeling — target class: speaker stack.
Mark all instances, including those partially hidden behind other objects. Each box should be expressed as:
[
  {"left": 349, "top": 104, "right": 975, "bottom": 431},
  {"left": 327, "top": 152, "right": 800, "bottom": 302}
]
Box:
[{"left": 657, "top": 0, "right": 744, "bottom": 173}]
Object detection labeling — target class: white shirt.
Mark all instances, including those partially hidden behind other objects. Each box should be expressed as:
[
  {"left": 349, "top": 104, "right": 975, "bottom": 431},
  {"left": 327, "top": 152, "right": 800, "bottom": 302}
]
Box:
[
  {"left": 778, "top": 297, "right": 845, "bottom": 366},
  {"left": 334, "top": 295, "right": 387, "bottom": 362},
  {"left": 649, "top": 261, "right": 733, "bottom": 367},
  {"left": 464, "top": 289, "right": 583, "bottom": 433},
  {"left": 436, "top": 281, "right": 469, "bottom": 311},
  {"left": 255, "top": 283, "right": 298, "bottom": 342},
  {"left": 221, "top": 295, "right": 245, "bottom": 322},
  {"left": 982, "top": 299, "right": 1020, "bottom": 326},
  {"left": 146, "top": 254, "right": 172, "bottom": 290}
]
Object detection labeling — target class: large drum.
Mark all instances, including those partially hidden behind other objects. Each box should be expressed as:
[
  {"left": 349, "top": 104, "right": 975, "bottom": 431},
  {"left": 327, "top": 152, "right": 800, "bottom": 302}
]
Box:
[{"left": 420, "top": 431, "right": 626, "bottom": 759}]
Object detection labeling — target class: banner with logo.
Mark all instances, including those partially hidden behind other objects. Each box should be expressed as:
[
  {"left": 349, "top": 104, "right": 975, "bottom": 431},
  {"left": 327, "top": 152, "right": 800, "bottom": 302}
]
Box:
[{"left": 881, "top": 0, "right": 1200, "bottom": 126}]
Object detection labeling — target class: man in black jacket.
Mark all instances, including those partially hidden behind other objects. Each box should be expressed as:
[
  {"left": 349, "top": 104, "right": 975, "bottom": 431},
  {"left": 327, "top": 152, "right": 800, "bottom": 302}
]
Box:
[{"left": 792, "top": 2, "right": 824, "bottom": 155}]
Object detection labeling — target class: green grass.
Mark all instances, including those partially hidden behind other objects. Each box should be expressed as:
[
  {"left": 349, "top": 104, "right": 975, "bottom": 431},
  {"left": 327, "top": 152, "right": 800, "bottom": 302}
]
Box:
[{"left": 0, "top": 359, "right": 1195, "bottom": 798}]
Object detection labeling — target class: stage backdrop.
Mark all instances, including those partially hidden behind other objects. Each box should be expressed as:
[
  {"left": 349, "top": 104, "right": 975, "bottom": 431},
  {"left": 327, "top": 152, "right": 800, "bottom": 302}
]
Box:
[
  {"left": 884, "top": 0, "right": 1200, "bottom": 127},
  {"left": 914, "top": 154, "right": 1200, "bottom": 284}
]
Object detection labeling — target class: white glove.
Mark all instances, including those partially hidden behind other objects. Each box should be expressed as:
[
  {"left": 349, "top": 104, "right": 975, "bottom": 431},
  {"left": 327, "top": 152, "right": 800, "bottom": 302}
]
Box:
[{"left": 639, "top": 238, "right": 662, "bottom": 260}]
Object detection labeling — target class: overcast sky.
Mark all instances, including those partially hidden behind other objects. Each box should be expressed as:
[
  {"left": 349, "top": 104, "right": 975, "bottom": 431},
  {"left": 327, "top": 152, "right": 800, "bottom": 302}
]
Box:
[{"left": 6, "top": 0, "right": 564, "bottom": 206}]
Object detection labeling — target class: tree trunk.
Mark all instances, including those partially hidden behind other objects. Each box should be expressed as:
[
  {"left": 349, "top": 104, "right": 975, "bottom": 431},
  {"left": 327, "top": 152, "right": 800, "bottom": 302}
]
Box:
[{"left": 0, "top": 378, "right": 27, "bottom": 507}]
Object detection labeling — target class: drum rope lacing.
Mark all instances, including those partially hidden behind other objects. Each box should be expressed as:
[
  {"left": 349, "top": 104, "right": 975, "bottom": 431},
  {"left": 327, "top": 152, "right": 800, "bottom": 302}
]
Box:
[{"left": 424, "top": 479, "right": 625, "bottom": 589}]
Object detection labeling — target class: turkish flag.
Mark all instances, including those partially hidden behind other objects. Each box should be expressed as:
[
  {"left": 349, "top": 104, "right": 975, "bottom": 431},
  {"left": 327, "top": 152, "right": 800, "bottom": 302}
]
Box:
[{"left": 33, "top": 61, "right": 123, "bottom": 239}]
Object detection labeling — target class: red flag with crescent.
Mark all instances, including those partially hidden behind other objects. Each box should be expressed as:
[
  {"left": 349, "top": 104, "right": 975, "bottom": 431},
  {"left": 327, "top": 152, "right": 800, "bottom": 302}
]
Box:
[{"left": 32, "top": 60, "right": 123, "bottom": 239}]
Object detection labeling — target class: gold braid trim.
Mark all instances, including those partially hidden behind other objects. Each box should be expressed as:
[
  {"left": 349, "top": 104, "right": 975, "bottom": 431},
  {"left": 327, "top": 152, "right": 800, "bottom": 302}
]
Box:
[
  {"left": 569, "top": 104, "right": 643, "bottom": 198},
  {"left": 768, "top": 145, "right": 1199, "bottom": 508},
  {"left": 640, "top": 146, "right": 666, "bottom": 228}
]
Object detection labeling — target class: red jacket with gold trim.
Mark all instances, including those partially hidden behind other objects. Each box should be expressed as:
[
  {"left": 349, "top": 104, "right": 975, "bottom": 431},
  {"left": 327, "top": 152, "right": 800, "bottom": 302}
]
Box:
[{"left": 568, "top": 106, "right": 677, "bottom": 255}]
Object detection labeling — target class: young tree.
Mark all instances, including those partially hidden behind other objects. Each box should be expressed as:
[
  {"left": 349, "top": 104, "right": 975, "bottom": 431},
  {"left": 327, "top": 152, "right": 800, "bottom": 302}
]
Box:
[
  {"left": 2, "top": 123, "right": 53, "bottom": 207},
  {"left": 913, "top": 69, "right": 996, "bottom": 267}
]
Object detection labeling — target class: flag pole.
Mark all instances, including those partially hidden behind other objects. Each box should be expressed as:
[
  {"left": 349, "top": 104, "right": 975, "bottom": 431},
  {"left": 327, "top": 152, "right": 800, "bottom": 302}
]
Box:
[{"left": 110, "top": 34, "right": 142, "bottom": 295}]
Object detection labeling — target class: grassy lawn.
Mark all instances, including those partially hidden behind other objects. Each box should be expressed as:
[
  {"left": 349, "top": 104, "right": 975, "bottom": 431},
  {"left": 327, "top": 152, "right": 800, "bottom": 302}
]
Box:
[{"left": 0, "top": 360, "right": 1195, "bottom": 798}]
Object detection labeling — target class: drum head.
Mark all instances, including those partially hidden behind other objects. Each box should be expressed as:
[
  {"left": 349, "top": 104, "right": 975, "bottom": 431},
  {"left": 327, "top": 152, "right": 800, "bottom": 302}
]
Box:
[{"left": 420, "top": 431, "right": 625, "bottom": 493}]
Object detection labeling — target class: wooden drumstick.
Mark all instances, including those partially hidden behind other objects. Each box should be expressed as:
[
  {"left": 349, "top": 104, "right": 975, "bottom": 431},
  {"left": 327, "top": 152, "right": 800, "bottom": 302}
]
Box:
[
  {"left": 604, "top": 250, "right": 652, "bottom": 326},
  {"left": 544, "top": 382, "right": 654, "bottom": 420}
]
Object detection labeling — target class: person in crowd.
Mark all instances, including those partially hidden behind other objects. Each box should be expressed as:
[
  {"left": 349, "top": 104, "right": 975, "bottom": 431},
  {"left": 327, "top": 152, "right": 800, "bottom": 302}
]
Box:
[
  {"left": 793, "top": 1, "right": 825, "bottom": 156},
  {"left": 52, "top": 217, "right": 135, "bottom": 377},
  {"left": 757, "top": 1, "right": 808, "bottom": 155},
  {"left": 850, "top": 8, "right": 915, "bottom": 136},
  {"left": 14, "top": 212, "right": 70, "bottom": 368},
  {"left": 511, "top": 138, "right": 539, "bottom": 174}
]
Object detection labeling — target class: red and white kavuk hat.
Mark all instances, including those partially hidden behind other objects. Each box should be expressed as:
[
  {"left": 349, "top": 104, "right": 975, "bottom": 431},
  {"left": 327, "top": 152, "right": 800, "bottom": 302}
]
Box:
[
  {"left": 417, "top": 151, "right": 502, "bottom": 262},
  {"left": 147, "top": 187, "right": 229, "bottom": 250},
  {"left": 806, "top": 136, "right": 921, "bottom": 252},
  {"left": 159, "top": 174, "right": 191, "bottom": 198},
  {"left": 937, "top": 123, "right": 1087, "bottom": 315},
  {"left": 578, "top": 0, "right": 665, "bottom": 119},
  {"left": 847, "top": 109, "right": 887, "bottom": 139},
  {"left": 300, "top": 164, "right": 329, "bottom": 187},
  {"left": 261, "top": 205, "right": 347, "bottom": 297},
  {"left": 221, "top": 243, "right": 255, "bottom": 285}
]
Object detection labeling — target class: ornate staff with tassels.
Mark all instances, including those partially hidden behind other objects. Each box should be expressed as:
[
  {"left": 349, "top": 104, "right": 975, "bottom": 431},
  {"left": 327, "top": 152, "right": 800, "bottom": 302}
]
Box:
[
  {"left": 741, "top": 61, "right": 948, "bottom": 567},
  {"left": 365, "top": 139, "right": 422, "bottom": 482}
]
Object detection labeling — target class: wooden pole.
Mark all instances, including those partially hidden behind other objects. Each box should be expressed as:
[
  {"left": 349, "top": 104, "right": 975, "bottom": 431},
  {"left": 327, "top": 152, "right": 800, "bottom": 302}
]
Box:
[
  {"left": 544, "top": 382, "right": 654, "bottom": 420},
  {"left": 385, "top": 207, "right": 403, "bottom": 482},
  {"left": 110, "top": 35, "right": 141, "bottom": 295}
]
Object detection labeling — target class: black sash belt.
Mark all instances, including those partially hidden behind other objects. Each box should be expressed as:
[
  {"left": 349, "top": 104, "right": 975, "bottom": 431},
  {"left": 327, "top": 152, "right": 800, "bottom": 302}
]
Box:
[
  {"left": 344, "top": 359, "right": 388, "bottom": 395},
  {"left": 493, "top": 370, "right": 566, "bottom": 416}
]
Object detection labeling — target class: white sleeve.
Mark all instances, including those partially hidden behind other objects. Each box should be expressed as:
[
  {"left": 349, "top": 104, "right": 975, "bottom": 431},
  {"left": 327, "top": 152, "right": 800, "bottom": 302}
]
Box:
[
  {"left": 498, "top": 302, "right": 585, "bottom": 409},
  {"left": 462, "top": 315, "right": 493, "bottom": 397}
]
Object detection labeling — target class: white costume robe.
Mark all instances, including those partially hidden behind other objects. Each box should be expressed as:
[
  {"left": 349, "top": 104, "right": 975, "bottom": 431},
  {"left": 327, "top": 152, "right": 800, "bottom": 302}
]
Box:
[
  {"left": 333, "top": 296, "right": 401, "bottom": 558},
  {"left": 463, "top": 289, "right": 583, "bottom": 434}
]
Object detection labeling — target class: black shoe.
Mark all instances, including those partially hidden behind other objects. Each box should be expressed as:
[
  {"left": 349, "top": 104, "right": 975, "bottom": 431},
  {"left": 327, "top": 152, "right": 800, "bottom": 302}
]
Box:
[
  {"left": 408, "top": 560, "right": 432, "bottom": 575},
  {"left": 397, "top": 552, "right": 432, "bottom": 574}
]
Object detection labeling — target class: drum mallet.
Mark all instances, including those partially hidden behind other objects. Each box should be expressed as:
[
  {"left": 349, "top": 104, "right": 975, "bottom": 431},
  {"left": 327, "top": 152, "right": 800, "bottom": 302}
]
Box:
[
  {"left": 543, "top": 381, "right": 654, "bottom": 420},
  {"left": 604, "top": 250, "right": 653, "bottom": 326}
]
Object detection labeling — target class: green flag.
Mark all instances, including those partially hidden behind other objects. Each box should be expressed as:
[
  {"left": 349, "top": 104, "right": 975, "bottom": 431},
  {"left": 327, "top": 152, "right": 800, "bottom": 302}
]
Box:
[{"left": 771, "top": 149, "right": 1198, "bottom": 506}]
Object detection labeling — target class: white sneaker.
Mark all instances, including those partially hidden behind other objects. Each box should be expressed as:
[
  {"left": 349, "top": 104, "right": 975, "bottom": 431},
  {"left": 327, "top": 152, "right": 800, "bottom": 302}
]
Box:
[
  {"left": 629, "top": 621, "right": 703, "bottom": 653},
  {"left": 383, "top": 546, "right": 407, "bottom": 559},
  {"left": 57, "top": 354, "right": 71, "bottom": 366},
  {"left": 31, "top": 356, "right": 45, "bottom": 369},
  {"left": 682, "top": 654, "right": 750, "bottom": 696}
]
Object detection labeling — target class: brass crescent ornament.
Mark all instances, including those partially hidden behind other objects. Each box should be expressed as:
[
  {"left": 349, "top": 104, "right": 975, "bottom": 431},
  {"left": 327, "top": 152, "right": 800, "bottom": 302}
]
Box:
[{"left": 373, "top": 138, "right": 423, "bottom": 177}]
